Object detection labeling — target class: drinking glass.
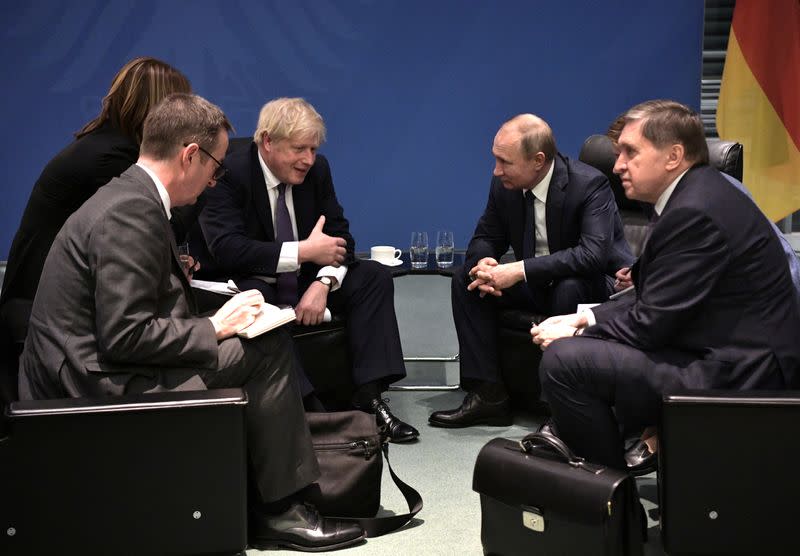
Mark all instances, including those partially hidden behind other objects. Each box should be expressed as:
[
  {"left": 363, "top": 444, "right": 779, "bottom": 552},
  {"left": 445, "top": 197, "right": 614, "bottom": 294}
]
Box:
[
  {"left": 410, "top": 231, "right": 429, "bottom": 269},
  {"left": 177, "top": 242, "right": 192, "bottom": 275},
  {"left": 435, "top": 230, "right": 455, "bottom": 269}
]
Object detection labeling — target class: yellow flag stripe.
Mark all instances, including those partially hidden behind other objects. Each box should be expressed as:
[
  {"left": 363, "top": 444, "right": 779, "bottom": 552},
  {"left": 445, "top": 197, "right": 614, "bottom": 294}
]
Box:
[{"left": 717, "top": 31, "right": 800, "bottom": 222}]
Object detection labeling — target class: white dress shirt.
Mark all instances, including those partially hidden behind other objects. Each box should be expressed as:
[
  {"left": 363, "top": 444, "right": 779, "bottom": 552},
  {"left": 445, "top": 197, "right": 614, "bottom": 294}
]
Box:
[
  {"left": 257, "top": 150, "right": 346, "bottom": 290},
  {"left": 136, "top": 162, "right": 171, "bottom": 219},
  {"left": 521, "top": 160, "right": 555, "bottom": 282}
]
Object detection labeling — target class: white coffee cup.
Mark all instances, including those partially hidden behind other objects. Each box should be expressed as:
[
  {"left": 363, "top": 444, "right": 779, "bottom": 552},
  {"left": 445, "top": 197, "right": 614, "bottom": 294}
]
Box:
[{"left": 371, "top": 245, "right": 402, "bottom": 264}]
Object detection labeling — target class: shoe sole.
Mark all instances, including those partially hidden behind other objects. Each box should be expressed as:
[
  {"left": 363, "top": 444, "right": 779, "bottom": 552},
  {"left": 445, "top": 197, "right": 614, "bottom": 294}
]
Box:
[
  {"left": 428, "top": 416, "right": 512, "bottom": 428},
  {"left": 388, "top": 433, "right": 419, "bottom": 443},
  {"left": 252, "top": 532, "right": 366, "bottom": 552}
]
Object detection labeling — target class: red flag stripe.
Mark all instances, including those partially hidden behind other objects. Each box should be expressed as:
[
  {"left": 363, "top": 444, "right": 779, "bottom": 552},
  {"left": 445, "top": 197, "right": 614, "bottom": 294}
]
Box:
[{"left": 731, "top": 0, "right": 800, "bottom": 150}]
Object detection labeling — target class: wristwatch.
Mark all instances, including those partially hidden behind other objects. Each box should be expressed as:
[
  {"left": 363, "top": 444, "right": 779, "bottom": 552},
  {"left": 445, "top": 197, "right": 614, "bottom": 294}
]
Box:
[{"left": 317, "top": 276, "right": 333, "bottom": 289}]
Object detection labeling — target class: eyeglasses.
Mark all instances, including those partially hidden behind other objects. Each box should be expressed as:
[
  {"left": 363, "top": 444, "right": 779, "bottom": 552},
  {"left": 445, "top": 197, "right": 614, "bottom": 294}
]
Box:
[{"left": 184, "top": 143, "right": 227, "bottom": 180}]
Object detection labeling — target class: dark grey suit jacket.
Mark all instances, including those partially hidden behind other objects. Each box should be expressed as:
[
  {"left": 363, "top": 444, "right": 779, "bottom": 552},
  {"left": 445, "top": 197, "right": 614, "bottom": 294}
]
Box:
[
  {"left": 19, "top": 165, "right": 216, "bottom": 399},
  {"left": 464, "top": 152, "right": 634, "bottom": 287},
  {"left": 586, "top": 165, "right": 800, "bottom": 390}
]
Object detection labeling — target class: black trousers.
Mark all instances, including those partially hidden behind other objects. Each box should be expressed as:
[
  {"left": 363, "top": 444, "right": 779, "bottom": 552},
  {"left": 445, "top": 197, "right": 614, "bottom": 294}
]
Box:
[
  {"left": 539, "top": 336, "right": 785, "bottom": 469},
  {"left": 238, "top": 260, "right": 406, "bottom": 396},
  {"left": 122, "top": 329, "right": 319, "bottom": 505},
  {"left": 451, "top": 266, "right": 611, "bottom": 386}
]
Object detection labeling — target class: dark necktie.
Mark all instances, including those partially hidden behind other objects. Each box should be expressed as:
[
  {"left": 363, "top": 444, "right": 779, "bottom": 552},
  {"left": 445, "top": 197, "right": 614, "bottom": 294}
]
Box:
[
  {"left": 641, "top": 210, "right": 660, "bottom": 252},
  {"left": 523, "top": 190, "right": 536, "bottom": 260},
  {"left": 275, "top": 183, "right": 298, "bottom": 306}
]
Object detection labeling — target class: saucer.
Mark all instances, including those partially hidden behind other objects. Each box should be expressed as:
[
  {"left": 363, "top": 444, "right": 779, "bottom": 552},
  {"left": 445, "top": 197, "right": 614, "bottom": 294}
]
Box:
[{"left": 371, "top": 258, "right": 403, "bottom": 267}]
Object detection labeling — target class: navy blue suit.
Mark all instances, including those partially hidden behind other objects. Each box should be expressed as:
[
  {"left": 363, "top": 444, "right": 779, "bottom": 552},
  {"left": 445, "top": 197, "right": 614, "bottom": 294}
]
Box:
[
  {"left": 198, "top": 142, "right": 406, "bottom": 392},
  {"left": 454, "top": 152, "right": 634, "bottom": 386},
  {"left": 540, "top": 165, "right": 800, "bottom": 468}
]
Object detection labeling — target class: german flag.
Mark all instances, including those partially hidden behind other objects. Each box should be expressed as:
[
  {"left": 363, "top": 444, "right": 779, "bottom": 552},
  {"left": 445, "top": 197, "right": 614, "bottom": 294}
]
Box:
[{"left": 717, "top": 0, "right": 800, "bottom": 222}]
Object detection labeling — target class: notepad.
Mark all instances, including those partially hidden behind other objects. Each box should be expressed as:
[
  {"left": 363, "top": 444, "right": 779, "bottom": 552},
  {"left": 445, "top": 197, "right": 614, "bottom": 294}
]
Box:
[
  {"left": 237, "top": 304, "right": 297, "bottom": 339},
  {"left": 190, "top": 279, "right": 240, "bottom": 296}
]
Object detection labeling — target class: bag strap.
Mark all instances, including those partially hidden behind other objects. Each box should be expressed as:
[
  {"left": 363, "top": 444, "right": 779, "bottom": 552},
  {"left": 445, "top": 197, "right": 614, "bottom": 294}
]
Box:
[
  {"left": 520, "top": 432, "right": 604, "bottom": 474},
  {"left": 340, "top": 443, "right": 423, "bottom": 537}
]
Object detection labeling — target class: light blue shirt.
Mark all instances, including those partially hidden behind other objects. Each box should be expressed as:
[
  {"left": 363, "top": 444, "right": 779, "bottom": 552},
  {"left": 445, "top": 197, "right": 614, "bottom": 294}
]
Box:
[{"left": 722, "top": 174, "right": 800, "bottom": 304}]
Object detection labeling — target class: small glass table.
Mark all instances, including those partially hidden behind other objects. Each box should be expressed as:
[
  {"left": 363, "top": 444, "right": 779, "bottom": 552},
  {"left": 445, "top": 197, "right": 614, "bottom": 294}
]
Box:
[
  {"left": 388, "top": 252, "right": 464, "bottom": 277},
  {"left": 379, "top": 252, "right": 465, "bottom": 391}
]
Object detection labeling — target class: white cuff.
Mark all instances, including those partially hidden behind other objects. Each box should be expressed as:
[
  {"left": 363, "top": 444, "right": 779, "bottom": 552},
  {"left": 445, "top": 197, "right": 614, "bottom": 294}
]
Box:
[
  {"left": 318, "top": 265, "right": 348, "bottom": 292},
  {"left": 581, "top": 307, "right": 597, "bottom": 327},
  {"left": 276, "top": 241, "right": 300, "bottom": 273}
]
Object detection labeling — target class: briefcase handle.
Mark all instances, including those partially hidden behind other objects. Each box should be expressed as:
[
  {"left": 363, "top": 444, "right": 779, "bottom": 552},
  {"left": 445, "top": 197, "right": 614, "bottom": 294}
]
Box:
[{"left": 520, "top": 432, "right": 604, "bottom": 474}]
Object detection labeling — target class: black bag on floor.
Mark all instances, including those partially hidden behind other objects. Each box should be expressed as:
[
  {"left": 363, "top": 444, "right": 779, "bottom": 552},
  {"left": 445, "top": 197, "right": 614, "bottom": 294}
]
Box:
[
  {"left": 305, "top": 410, "right": 422, "bottom": 537},
  {"left": 473, "top": 432, "right": 644, "bottom": 556}
]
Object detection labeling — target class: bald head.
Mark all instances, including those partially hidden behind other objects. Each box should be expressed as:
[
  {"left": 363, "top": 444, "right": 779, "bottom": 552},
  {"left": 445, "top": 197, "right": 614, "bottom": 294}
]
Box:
[
  {"left": 501, "top": 114, "right": 557, "bottom": 162},
  {"left": 492, "top": 114, "right": 557, "bottom": 190}
]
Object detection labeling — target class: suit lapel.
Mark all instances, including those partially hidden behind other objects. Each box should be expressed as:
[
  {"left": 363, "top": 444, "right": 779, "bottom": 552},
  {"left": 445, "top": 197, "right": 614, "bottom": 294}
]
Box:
[
  {"left": 249, "top": 144, "right": 276, "bottom": 240},
  {"left": 545, "top": 154, "right": 568, "bottom": 252}
]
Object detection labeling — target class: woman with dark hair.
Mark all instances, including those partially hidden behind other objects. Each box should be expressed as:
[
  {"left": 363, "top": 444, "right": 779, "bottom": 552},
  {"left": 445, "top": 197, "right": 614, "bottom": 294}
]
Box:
[
  {"left": 1, "top": 57, "right": 192, "bottom": 309},
  {"left": 0, "top": 58, "right": 193, "bottom": 393}
]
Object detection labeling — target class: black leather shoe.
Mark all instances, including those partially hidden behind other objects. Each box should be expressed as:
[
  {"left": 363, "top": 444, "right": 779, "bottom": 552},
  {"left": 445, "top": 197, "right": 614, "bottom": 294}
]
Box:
[
  {"left": 428, "top": 392, "right": 512, "bottom": 428},
  {"left": 250, "top": 502, "right": 365, "bottom": 552},
  {"left": 368, "top": 398, "right": 419, "bottom": 443},
  {"left": 625, "top": 438, "right": 658, "bottom": 476},
  {"left": 536, "top": 418, "right": 558, "bottom": 437}
]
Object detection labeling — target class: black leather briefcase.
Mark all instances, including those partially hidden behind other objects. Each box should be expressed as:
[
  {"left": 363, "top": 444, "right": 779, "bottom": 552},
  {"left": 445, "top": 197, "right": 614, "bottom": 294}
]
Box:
[{"left": 473, "top": 433, "right": 643, "bottom": 556}]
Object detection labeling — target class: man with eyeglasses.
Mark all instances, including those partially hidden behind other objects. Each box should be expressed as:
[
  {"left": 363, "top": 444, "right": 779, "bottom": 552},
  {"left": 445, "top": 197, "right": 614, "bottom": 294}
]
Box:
[
  {"left": 198, "top": 97, "right": 419, "bottom": 443},
  {"left": 18, "top": 93, "right": 367, "bottom": 552}
]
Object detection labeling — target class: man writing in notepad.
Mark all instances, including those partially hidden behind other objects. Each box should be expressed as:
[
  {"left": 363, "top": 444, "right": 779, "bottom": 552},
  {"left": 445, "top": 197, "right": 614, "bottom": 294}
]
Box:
[{"left": 18, "top": 93, "right": 367, "bottom": 552}]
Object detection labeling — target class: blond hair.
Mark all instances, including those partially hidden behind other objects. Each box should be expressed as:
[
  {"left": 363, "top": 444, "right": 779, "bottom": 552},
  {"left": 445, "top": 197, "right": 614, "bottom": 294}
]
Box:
[{"left": 253, "top": 97, "right": 326, "bottom": 145}]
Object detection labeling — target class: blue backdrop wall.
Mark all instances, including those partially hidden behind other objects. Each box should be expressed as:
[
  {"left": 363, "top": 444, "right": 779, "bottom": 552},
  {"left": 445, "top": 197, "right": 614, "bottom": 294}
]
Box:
[{"left": 0, "top": 0, "right": 703, "bottom": 258}]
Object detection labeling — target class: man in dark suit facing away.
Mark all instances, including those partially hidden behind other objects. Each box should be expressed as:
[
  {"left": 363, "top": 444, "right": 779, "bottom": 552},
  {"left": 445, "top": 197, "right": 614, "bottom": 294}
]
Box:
[
  {"left": 198, "top": 97, "right": 418, "bottom": 442},
  {"left": 429, "top": 114, "right": 634, "bottom": 428},
  {"left": 532, "top": 100, "right": 800, "bottom": 469},
  {"left": 18, "top": 93, "right": 365, "bottom": 552}
]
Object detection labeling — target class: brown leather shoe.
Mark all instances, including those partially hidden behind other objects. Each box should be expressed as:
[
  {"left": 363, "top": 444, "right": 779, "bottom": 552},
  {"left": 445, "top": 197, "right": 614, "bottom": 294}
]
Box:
[
  {"left": 428, "top": 392, "right": 512, "bottom": 428},
  {"left": 250, "top": 502, "right": 365, "bottom": 552}
]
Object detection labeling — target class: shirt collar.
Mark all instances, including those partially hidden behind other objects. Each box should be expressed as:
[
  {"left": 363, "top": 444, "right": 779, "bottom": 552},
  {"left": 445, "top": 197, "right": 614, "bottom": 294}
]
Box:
[
  {"left": 136, "top": 162, "right": 171, "bottom": 218},
  {"left": 524, "top": 159, "right": 555, "bottom": 203},
  {"left": 654, "top": 168, "right": 690, "bottom": 216},
  {"left": 257, "top": 148, "right": 282, "bottom": 190}
]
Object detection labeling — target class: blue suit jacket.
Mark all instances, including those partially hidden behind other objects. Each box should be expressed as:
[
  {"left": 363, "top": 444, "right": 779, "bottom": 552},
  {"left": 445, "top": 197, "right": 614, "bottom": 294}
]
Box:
[{"left": 465, "top": 152, "right": 634, "bottom": 288}]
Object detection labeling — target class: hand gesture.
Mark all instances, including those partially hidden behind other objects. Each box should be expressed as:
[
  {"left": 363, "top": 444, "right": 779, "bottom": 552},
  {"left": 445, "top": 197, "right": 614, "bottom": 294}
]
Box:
[
  {"left": 295, "top": 281, "right": 329, "bottom": 326},
  {"left": 298, "top": 215, "right": 347, "bottom": 267},
  {"left": 530, "top": 312, "right": 587, "bottom": 350},
  {"left": 467, "top": 257, "right": 501, "bottom": 297},
  {"left": 614, "top": 266, "right": 632, "bottom": 291},
  {"left": 209, "top": 290, "right": 264, "bottom": 340}
]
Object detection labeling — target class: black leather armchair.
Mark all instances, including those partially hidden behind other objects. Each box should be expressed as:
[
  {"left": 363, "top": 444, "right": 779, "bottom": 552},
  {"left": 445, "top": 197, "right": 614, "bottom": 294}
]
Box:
[
  {"left": 659, "top": 391, "right": 799, "bottom": 555},
  {"left": 1, "top": 388, "right": 248, "bottom": 555},
  {"left": 578, "top": 135, "right": 743, "bottom": 255},
  {"left": 497, "top": 136, "right": 744, "bottom": 410}
]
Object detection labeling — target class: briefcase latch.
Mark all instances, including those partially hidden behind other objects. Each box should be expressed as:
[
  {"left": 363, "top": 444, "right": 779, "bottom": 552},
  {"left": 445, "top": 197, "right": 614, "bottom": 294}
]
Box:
[{"left": 522, "top": 506, "right": 545, "bottom": 532}]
